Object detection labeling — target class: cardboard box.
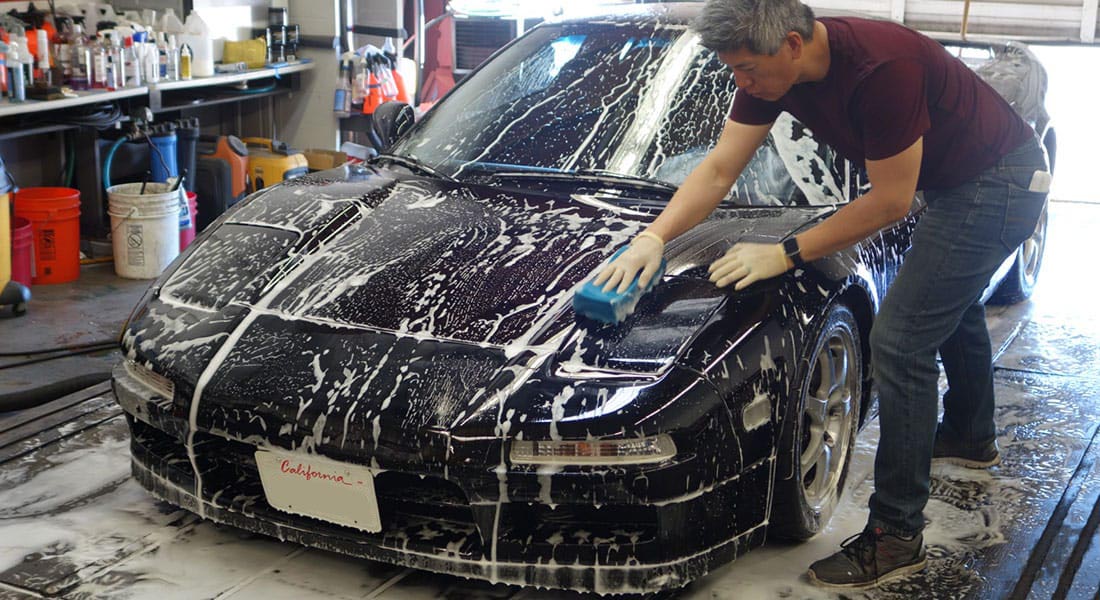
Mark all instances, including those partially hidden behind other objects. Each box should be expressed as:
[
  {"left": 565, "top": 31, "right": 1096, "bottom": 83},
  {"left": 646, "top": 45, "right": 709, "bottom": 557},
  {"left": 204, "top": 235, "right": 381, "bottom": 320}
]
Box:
[{"left": 304, "top": 149, "right": 350, "bottom": 171}]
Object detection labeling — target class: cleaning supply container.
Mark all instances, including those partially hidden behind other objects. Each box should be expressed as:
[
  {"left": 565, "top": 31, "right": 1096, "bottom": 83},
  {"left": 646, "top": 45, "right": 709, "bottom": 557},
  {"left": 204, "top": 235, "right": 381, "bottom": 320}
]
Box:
[
  {"left": 150, "top": 128, "right": 180, "bottom": 183},
  {"left": 10, "top": 217, "right": 33, "bottom": 287},
  {"left": 175, "top": 118, "right": 200, "bottom": 193},
  {"left": 13, "top": 187, "right": 81, "bottom": 284},
  {"left": 180, "top": 191, "right": 197, "bottom": 251},
  {"left": 0, "top": 174, "right": 10, "bottom": 286},
  {"left": 107, "top": 182, "right": 181, "bottom": 279},
  {"left": 241, "top": 137, "right": 309, "bottom": 190}
]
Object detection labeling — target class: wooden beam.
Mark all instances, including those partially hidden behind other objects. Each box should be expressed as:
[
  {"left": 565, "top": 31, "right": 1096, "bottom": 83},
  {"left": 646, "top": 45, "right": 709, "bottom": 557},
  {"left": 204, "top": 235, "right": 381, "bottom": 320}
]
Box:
[
  {"left": 962, "top": 0, "right": 972, "bottom": 39},
  {"left": 1083, "top": 0, "right": 1099, "bottom": 42},
  {"left": 891, "top": 0, "right": 907, "bottom": 23}
]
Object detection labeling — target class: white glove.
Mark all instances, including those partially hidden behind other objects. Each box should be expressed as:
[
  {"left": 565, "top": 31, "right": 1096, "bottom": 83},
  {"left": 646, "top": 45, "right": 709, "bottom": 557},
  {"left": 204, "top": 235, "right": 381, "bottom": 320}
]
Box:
[
  {"left": 708, "top": 242, "right": 792, "bottom": 290},
  {"left": 593, "top": 231, "right": 665, "bottom": 294}
]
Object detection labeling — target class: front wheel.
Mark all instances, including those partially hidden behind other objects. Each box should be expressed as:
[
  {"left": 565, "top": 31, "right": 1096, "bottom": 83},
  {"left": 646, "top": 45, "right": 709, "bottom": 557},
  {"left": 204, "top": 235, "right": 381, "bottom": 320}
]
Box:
[{"left": 769, "top": 303, "right": 862, "bottom": 540}]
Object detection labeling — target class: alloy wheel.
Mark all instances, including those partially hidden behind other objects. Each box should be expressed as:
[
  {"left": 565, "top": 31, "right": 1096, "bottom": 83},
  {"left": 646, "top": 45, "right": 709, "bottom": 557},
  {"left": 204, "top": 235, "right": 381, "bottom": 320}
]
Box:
[{"left": 800, "top": 325, "right": 858, "bottom": 510}]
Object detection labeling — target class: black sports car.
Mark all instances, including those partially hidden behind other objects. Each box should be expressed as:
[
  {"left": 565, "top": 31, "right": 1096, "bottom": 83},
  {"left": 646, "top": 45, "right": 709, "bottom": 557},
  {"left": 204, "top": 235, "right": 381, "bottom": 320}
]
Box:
[{"left": 112, "top": 4, "right": 1054, "bottom": 595}]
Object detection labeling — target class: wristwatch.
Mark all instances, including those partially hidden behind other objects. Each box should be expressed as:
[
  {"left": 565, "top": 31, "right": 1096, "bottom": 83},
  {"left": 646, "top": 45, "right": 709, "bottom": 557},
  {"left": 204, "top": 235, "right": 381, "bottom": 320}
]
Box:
[{"left": 782, "top": 237, "right": 805, "bottom": 267}]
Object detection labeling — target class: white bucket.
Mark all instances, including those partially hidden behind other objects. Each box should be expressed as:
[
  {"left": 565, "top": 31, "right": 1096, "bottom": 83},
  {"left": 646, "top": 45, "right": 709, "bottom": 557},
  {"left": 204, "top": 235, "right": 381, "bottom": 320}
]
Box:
[{"left": 108, "top": 182, "right": 183, "bottom": 279}]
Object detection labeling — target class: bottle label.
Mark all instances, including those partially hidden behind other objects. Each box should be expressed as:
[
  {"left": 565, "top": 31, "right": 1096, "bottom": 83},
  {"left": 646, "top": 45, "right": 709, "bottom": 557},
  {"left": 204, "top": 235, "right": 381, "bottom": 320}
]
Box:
[{"left": 334, "top": 88, "right": 347, "bottom": 113}]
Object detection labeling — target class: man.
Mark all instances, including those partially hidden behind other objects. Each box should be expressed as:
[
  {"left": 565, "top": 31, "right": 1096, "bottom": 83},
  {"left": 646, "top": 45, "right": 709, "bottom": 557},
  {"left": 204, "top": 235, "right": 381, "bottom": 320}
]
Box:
[{"left": 594, "top": 0, "right": 1049, "bottom": 589}]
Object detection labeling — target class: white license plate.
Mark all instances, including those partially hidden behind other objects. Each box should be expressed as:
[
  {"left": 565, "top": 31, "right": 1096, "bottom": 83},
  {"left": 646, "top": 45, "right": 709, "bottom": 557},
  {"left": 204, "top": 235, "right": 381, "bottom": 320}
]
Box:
[{"left": 254, "top": 449, "right": 382, "bottom": 532}]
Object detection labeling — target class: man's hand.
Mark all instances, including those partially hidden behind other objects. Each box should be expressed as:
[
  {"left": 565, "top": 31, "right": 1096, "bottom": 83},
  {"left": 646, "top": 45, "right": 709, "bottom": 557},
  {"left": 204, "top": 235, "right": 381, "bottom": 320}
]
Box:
[
  {"left": 708, "top": 242, "right": 792, "bottom": 290},
  {"left": 594, "top": 232, "right": 665, "bottom": 294}
]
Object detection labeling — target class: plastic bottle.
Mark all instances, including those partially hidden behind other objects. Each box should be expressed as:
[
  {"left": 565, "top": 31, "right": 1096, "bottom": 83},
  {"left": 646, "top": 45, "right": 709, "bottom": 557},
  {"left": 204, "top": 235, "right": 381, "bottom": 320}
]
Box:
[
  {"left": 179, "top": 42, "right": 192, "bottom": 80},
  {"left": 16, "top": 35, "right": 34, "bottom": 87},
  {"left": 7, "top": 43, "right": 25, "bottom": 102},
  {"left": 160, "top": 8, "right": 185, "bottom": 34},
  {"left": 123, "top": 36, "right": 142, "bottom": 87},
  {"left": 92, "top": 32, "right": 109, "bottom": 89},
  {"left": 35, "top": 29, "right": 50, "bottom": 85},
  {"left": 0, "top": 43, "right": 8, "bottom": 97},
  {"left": 157, "top": 32, "right": 168, "bottom": 79},
  {"left": 107, "top": 33, "right": 124, "bottom": 89},
  {"left": 166, "top": 34, "right": 180, "bottom": 80},
  {"left": 350, "top": 54, "right": 366, "bottom": 111},
  {"left": 334, "top": 58, "right": 351, "bottom": 116},
  {"left": 144, "top": 38, "right": 159, "bottom": 83},
  {"left": 68, "top": 24, "right": 91, "bottom": 90},
  {"left": 52, "top": 22, "right": 73, "bottom": 87},
  {"left": 382, "top": 37, "right": 397, "bottom": 66}
]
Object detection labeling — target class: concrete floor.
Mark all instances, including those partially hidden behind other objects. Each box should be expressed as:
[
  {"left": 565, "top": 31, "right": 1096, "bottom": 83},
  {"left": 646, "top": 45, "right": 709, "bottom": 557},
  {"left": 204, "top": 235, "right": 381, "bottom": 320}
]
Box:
[{"left": 0, "top": 199, "right": 1098, "bottom": 599}]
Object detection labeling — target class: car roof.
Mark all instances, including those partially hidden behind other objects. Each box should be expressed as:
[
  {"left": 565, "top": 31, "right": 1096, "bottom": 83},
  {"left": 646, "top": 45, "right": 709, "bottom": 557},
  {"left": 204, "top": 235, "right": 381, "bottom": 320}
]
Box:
[{"left": 548, "top": 2, "right": 863, "bottom": 27}]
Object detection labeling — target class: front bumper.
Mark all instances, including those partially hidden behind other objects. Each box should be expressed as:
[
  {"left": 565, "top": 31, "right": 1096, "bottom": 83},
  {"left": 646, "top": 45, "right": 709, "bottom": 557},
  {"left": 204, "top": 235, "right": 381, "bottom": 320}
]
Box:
[{"left": 114, "top": 361, "right": 771, "bottom": 595}]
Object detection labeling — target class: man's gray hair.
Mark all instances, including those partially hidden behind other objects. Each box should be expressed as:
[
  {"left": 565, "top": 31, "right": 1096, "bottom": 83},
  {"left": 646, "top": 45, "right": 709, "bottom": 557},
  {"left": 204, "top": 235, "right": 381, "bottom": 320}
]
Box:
[{"left": 694, "top": 0, "right": 816, "bottom": 55}]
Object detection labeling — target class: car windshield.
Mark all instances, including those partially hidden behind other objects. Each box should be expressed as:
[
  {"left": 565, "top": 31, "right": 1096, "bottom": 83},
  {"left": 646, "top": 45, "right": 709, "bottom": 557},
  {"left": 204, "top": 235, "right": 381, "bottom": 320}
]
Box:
[
  {"left": 390, "top": 19, "right": 844, "bottom": 207},
  {"left": 392, "top": 21, "right": 732, "bottom": 184}
]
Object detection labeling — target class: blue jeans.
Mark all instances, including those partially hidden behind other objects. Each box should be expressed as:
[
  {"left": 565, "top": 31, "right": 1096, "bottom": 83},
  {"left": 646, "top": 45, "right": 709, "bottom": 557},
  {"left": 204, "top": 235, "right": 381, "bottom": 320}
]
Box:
[{"left": 867, "top": 136, "right": 1048, "bottom": 535}]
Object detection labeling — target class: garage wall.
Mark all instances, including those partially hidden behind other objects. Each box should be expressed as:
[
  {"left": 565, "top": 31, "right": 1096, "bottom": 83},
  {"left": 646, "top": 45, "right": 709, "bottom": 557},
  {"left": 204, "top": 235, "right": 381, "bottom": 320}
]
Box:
[
  {"left": 279, "top": 0, "right": 342, "bottom": 152},
  {"left": 808, "top": 0, "right": 1100, "bottom": 42}
]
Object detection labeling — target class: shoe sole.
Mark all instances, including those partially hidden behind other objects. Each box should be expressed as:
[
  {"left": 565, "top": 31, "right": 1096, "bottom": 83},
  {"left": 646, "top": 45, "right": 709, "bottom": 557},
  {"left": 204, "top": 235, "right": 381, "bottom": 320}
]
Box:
[
  {"left": 933, "top": 454, "right": 1002, "bottom": 469},
  {"left": 806, "top": 557, "right": 928, "bottom": 590}
]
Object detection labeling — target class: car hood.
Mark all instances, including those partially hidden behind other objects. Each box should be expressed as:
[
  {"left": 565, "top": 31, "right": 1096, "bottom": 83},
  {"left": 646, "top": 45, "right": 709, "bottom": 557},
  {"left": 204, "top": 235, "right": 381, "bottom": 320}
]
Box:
[
  {"left": 158, "top": 166, "right": 831, "bottom": 353},
  {"left": 125, "top": 166, "right": 834, "bottom": 455}
]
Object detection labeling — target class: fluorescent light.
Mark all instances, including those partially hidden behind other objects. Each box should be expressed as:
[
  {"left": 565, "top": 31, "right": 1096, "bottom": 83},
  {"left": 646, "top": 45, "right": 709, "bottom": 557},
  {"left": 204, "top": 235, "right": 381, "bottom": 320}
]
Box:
[{"left": 509, "top": 434, "right": 676, "bottom": 465}]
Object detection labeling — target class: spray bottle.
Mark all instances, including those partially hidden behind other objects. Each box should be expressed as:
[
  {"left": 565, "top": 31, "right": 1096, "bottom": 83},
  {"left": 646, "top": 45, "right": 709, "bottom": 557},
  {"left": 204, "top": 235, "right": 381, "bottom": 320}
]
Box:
[
  {"left": 7, "top": 42, "right": 24, "bottom": 102},
  {"left": 179, "top": 42, "right": 192, "bottom": 80}
]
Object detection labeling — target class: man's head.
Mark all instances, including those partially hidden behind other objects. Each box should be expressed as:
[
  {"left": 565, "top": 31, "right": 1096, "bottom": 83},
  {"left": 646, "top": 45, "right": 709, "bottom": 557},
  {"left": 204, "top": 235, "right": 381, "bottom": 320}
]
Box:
[{"left": 694, "top": 0, "right": 817, "bottom": 101}]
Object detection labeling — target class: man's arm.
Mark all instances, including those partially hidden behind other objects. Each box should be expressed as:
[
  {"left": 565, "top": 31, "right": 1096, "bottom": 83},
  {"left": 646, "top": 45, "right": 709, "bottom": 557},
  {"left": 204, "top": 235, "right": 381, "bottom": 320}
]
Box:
[
  {"left": 646, "top": 119, "right": 773, "bottom": 242},
  {"left": 595, "top": 119, "right": 772, "bottom": 292},
  {"left": 795, "top": 137, "right": 922, "bottom": 261},
  {"left": 709, "top": 137, "right": 922, "bottom": 289}
]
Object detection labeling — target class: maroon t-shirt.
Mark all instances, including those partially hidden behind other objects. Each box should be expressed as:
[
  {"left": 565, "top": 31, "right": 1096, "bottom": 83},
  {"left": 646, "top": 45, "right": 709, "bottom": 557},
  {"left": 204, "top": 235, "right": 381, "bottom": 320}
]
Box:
[{"left": 729, "top": 17, "right": 1032, "bottom": 190}]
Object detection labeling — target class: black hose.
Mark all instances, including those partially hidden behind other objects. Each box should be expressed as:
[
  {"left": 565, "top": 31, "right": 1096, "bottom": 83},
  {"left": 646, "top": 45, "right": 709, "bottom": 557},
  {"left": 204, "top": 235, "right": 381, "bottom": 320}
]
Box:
[
  {"left": 0, "top": 339, "right": 118, "bottom": 357},
  {"left": 0, "top": 372, "right": 112, "bottom": 413},
  {"left": 0, "top": 345, "right": 119, "bottom": 370}
]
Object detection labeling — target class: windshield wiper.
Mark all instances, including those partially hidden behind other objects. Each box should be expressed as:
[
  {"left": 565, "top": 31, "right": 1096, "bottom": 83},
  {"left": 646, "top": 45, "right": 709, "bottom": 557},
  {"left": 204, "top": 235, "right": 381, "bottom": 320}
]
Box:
[
  {"left": 371, "top": 153, "right": 456, "bottom": 182},
  {"left": 489, "top": 168, "right": 677, "bottom": 194}
]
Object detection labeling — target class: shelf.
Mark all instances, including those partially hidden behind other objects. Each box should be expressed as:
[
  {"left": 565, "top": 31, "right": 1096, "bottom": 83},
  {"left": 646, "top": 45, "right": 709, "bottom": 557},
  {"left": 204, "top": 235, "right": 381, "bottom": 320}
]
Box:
[
  {"left": 0, "top": 87, "right": 148, "bottom": 119},
  {"left": 150, "top": 61, "right": 314, "bottom": 92},
  {"left": 0, "top": 123, "right": 75, "bottom": 141},
  {"left": 0, "top": 61, "right": 313, "bottom": 120},
  {"left": 154, "top": 87, "right": 291, "bottom": 113}
]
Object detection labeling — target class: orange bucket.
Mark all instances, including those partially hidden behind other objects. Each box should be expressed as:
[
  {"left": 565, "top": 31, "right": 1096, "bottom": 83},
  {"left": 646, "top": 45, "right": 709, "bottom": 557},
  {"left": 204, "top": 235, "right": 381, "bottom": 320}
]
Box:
[{"left": 13, "top": 187, "right": 81, "bottom": 284}]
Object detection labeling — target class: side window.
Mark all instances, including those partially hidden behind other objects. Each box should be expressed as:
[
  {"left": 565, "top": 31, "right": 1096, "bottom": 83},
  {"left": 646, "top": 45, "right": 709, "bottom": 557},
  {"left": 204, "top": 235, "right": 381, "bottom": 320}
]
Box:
[
  {"left": 641, "top": 50, "right": 849, "bottom": 207},
  {"left": 730, "top": 114, "right": 849, "bottom": 206}
]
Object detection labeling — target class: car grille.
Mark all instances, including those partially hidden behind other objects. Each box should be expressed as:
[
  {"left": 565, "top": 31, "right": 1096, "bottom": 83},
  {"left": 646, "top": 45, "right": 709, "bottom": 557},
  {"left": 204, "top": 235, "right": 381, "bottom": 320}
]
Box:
[{"left": 127, "top": 416, "right": 662, "bottom": 565}]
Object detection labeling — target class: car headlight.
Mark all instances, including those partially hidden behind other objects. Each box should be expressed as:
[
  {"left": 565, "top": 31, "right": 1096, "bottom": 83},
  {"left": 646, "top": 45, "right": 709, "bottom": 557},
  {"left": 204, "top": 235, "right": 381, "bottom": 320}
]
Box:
[
  {"left": 509, "top": 434, "right": 676, "bottom": 465},
  {"left": 125, "top": 359, "right": 175, "bottom": 400}
]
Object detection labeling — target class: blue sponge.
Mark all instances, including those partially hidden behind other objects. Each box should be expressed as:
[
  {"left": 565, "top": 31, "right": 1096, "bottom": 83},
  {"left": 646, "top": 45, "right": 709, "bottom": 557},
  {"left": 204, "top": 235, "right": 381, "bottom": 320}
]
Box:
[{"left": 573, "top": 246, "right": 666, "bottom": 325}]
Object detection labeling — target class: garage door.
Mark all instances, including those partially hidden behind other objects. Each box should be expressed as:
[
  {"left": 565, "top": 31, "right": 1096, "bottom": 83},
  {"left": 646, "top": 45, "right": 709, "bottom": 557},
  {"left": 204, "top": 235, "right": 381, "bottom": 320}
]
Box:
[{"left": 808, "top": 0, "right": 1100, "bottom": 42}]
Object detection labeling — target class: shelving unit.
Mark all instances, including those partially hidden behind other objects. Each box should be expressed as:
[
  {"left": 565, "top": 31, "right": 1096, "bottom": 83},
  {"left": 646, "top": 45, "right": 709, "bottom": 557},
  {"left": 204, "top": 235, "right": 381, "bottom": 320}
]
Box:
[{"left": 0, "top": 61, "right": 315, "bottom": 246}]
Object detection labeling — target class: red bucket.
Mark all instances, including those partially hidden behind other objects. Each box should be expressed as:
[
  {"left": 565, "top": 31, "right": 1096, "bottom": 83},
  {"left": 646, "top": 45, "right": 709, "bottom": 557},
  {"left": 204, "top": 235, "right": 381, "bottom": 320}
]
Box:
[
  {"left": 13, "top": 187, "right": 81, "bottom": 284},
  {"left": 180, "top": 191, "right": 198, "bottom": 251},
  {"left": 10, "top": 216, "right": 32, "bottom": 287}
]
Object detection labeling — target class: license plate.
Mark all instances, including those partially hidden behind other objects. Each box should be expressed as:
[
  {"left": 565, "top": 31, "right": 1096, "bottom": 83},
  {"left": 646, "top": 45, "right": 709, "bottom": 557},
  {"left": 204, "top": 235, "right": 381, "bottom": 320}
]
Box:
[{"left": 254, "top": 449, "right": 381, "bottom": 532}]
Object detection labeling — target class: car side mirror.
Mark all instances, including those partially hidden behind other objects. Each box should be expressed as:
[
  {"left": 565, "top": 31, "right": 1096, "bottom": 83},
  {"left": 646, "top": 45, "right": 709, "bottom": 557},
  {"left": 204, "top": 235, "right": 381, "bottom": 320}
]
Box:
[{"left": 371, "top": 101, "right": 415, "bottom": 149}]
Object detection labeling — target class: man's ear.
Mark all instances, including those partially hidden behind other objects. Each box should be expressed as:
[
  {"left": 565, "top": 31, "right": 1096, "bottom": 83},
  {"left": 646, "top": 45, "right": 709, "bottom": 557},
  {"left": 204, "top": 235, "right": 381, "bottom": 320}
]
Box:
[{"left": 786, "top": 31, "right": 803, "bottom": 59}]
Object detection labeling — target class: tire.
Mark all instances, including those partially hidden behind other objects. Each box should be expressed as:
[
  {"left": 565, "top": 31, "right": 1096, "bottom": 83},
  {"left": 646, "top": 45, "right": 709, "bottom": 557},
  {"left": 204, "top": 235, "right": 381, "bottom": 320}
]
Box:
[
  {"left": 769, "top": 303, "right": 862, "bottom": 540},
  {"left": 989, "top": 199, "right": 1048, "bottom": 305}
]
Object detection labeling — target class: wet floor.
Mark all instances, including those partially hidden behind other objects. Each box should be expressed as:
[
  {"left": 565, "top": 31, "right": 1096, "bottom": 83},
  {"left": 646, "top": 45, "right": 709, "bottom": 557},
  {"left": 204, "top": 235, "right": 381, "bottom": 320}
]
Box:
[{"left": 1, "top": 201, "right": 1098, "bottom": 600}]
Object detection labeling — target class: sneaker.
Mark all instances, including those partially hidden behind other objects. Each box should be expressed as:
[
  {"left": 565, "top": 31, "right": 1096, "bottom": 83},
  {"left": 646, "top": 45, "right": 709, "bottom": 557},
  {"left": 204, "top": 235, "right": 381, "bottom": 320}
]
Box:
[
  {"left": 932, "top": 433, "right": 1001, "bottom": 468},
  {"left": 807, "top": 527, "right": 927, "bottom": 589}
]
